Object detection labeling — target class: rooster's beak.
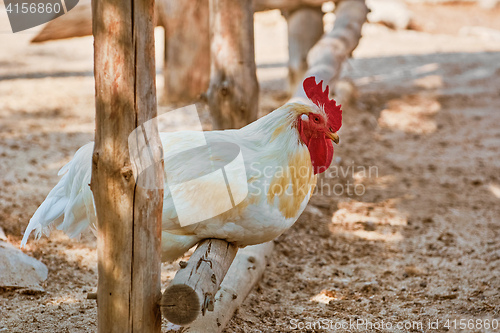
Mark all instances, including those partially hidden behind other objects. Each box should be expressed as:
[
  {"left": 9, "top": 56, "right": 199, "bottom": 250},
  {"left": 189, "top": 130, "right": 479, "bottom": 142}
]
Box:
[{"left": 327, "top": 132, "right": 340, "bottom": 145}]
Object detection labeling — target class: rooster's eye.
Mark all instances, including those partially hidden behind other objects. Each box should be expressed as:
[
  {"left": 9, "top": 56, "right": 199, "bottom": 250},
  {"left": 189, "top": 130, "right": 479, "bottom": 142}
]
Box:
[{"left": 313, "top": 116, "right": 320, "bottom": 123}]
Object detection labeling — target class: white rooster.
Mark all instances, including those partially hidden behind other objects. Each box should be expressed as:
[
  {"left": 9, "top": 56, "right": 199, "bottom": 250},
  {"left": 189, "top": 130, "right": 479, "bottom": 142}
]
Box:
[{"left": 21, "top": 77, "right": 342, "bottom": 262}]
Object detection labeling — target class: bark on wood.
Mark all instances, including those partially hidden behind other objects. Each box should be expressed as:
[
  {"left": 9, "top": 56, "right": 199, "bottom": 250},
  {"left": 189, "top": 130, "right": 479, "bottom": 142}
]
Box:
[
  {"left": 91, "top": 0, "right": 163, "bottom": 332},
  {"left": 160, "top": 239, "right": 238, "bottom": 326},
  {"left": 166, "top": 242, "right": 274, "bottom": 332},
  {"left": 207, "top": 0, "right": 259, "bottom": 129},
  {"left": 283, "top": 6, "right": 324, "bottom": 93},
  {"left": 292, "top": 0, "right": 368, "bottom": 101},
  {"left": 158, "top": 0, "right": 211, "bottom": 104}
]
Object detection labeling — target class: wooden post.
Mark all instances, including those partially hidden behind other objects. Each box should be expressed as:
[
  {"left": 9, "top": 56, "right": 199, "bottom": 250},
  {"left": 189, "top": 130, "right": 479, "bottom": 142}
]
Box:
[
  {"left": 207, "top": 0, "right": 259, "bottom": 129},
  {"left": 158, "top": 0, "right": 211, "bottom": 105},
  {"left": 161, "top": 239, "right": 238, "bottom": 325},
  {"left": 91, "top": 0, "right": 163, "bottom": 332},
  {"left": 292, "top": 0, "right": 368, "bottom": 100},
  {"left": 283, "top": 6, "right": 324, "bottom": 93}
]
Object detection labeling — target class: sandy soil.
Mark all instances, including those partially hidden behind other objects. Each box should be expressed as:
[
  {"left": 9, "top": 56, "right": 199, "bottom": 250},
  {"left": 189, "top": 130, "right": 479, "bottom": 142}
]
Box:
[{"left": 1, "top": 2, "right": 500, "bottom": 333}]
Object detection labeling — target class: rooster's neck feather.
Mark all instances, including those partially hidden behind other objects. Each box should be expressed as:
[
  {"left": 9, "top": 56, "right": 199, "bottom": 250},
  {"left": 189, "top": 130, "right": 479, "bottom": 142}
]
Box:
[{"left": 240, "top": 102, "right": 310, "bottom": 148}]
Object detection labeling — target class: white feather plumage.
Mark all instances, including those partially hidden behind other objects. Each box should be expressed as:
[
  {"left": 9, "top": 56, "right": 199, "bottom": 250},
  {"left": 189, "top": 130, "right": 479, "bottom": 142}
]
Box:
[{"left": 22, "top": 103, "right": 318, "bottom": 262}]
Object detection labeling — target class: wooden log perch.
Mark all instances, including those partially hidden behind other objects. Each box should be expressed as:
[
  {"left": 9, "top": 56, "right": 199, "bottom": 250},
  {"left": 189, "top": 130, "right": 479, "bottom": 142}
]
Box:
[
  {"left": 91, "top": 0, "right": 163, "bottom": 332},
  {"left": 161, "top": 239, "right": 238, "bottom": 326},
  {"left": 166, "top": 242, "right": 274, "bottom": 332},
  {"left": 207, "top": 0, "right": 259, "bottom": 129},
  {"left": 292, "top": 0, "right": 368, "bottom": 100}
]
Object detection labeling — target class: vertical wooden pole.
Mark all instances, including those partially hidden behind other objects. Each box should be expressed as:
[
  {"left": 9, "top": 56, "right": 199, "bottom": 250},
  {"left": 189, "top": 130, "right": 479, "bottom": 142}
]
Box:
[
  {"left": 283, "top": 6, "right": 324, "bottom": 93},
  {"left": 158, "top": 0, "right": 211, "bottom": 105},
  {"left": 207, "top": 0, "right": 259, "bottom": 130},
  {"left": 91, "top": 0, "right": 163, "bottom": 332}
]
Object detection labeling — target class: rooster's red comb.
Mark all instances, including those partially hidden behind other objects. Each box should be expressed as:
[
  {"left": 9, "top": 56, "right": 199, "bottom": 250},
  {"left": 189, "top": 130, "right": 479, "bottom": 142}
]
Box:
[{"left": 303, "top": 76, "right": 342, "bottom": 132}]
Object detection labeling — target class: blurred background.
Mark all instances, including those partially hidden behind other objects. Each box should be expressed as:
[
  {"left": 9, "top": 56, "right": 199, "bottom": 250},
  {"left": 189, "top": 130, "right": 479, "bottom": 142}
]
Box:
[{"left": 0, "top": 0, "right": 499, "bottom": 332}]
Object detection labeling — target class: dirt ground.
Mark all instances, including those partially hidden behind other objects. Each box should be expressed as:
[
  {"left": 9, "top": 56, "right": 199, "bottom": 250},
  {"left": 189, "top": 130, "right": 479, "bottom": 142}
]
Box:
[{"left": 1, "top": 2, "right": 500, "bottom": 333}]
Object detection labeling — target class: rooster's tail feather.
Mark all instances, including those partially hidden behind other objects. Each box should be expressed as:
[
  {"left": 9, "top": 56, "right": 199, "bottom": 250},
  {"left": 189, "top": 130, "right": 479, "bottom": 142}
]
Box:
[{"left": 21, "top": 142, "right": 95, "bottom": 247}]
